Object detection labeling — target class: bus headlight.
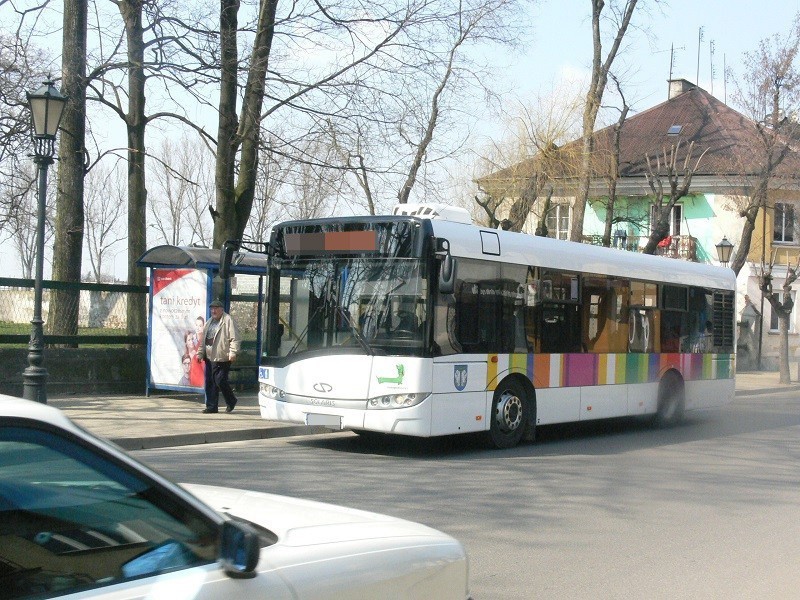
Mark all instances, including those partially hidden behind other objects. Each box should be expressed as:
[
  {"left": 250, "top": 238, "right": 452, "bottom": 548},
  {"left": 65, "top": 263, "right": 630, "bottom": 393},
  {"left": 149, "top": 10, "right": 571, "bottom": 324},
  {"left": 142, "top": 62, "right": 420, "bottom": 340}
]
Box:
[
  {"left": 367, "top": 392, "right": 429, "bottom": 409},
  {"left": 260, "top": 383, "right": 285, "bottom": 400}
]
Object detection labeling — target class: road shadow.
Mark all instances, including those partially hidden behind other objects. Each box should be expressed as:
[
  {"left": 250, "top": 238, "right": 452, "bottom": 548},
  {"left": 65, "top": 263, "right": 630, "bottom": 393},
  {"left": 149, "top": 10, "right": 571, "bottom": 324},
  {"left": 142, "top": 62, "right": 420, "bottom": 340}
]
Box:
[{"left": 289, "top": 391, "right": 800, "bottom": 459}]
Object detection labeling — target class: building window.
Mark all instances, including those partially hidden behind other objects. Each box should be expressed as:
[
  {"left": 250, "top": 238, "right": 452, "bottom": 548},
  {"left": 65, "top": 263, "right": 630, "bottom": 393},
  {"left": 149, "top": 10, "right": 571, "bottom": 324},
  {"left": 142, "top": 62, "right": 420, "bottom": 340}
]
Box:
[
  {"left": 769, "top": 291, "right": 796, "bottom": 332},
  {"left": 774, "top": 202, "right": 795, "bottom": 244},
  {"left": 650, "top": 204, "right": 682, "bottom": 236},
  {"left": 545, "top": 204, "right": 571, "bottom": 240}
]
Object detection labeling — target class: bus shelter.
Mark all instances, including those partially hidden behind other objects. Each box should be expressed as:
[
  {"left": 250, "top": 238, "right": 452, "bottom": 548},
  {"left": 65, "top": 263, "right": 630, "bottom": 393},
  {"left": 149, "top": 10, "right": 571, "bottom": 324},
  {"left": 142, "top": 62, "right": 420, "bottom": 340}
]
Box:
[{"left": 137, "top": 245, "right": 268, "bottom": 396}]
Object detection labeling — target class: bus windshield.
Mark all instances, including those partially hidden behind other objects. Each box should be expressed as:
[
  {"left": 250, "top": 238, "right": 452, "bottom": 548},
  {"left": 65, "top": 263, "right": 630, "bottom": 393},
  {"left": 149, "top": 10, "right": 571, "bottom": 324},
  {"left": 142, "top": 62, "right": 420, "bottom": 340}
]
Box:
[{"left": 264, "top": 257, "right": 429, "bottom": 361}]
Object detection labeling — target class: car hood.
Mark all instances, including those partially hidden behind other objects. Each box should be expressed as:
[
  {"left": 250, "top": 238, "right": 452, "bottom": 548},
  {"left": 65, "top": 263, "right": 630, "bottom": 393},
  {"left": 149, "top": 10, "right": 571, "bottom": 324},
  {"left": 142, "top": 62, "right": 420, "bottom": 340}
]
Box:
[{"left": 182, "top": 483, "right": 452, "bottom": 547}]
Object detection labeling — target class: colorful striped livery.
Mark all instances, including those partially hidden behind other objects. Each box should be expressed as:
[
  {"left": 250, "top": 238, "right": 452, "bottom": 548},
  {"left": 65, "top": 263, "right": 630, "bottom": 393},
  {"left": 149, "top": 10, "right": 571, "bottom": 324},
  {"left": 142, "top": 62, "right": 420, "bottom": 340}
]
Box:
[{"left": 488, "top": 352, "right": 735, "bottom": 391}]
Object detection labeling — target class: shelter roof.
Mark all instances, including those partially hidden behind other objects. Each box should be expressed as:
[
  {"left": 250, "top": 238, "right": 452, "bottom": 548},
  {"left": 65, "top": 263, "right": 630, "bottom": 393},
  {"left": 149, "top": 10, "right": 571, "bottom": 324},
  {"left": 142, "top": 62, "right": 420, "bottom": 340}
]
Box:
[{"left": 137, "top": 245, "right": 269, "bottom": 274}]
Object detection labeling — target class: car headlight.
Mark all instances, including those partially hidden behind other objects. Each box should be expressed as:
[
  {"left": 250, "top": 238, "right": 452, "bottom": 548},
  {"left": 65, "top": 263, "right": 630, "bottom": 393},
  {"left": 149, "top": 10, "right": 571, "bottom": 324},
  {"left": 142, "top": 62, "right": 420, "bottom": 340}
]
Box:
[
  {"left": 367, "top": 392, "right": 428, "bottom": 410},
  {"left": 260, "top": 383, "right": 285, "bottom": 400}
]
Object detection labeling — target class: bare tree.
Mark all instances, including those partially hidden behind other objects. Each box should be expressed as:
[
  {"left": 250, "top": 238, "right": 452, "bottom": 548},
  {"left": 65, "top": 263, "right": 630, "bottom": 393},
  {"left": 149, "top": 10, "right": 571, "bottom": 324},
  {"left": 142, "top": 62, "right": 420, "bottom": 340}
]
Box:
[
  {"left": 727, "top": 15, "right": 800, "bottom": 276},
  {"left": 756, "top": 250, "right": 800, "bottom": 383},
  {"left": 599, "top": 73, "right": 629, "bottom": 247},
  {"left": 211, "top": 0, "right": 527, "bottom": 245},
  {"left": 570, "top": 0, "right": 640, "bottom": 242},
  {"left": 86, "top": 0, "right": 219, "bottom": 335},
  {"left": 474, "top": 84, "right": 583, "bottom": 232},
  {"left": 85, "top": 162, "right": 126, "bottom": 281},
  {"left": 148, "top": 137, "right": 214, "bottom": 246},
  {"left": 246, "top": 134, "right": 287, "bottom": 242},
  {"left": 641, "top": 140, "right": 708, "bottom": 254},
  {"left": 6, "top": 163, "right": 56, "bottom": 278},
  {"left": 396, "top": 1, "right": 493, "bottom": 205},
  {"left": 278, "top": 135, "right": 345, "bottom": 221},
  {"left": 0, "top": 31, "right": 52, "bottom": 233}
]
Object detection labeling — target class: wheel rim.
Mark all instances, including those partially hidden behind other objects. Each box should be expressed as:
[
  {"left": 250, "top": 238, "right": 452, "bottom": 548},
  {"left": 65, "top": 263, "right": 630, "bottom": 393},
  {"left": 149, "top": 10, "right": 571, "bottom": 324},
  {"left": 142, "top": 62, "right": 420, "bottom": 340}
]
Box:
[{"left": 495, "top": 390, "right": 523, "bottom": 433}]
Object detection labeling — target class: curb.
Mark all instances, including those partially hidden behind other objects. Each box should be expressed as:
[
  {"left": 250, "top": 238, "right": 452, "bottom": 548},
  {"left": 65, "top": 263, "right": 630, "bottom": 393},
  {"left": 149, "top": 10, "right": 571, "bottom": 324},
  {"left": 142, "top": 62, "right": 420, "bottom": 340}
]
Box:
[
  {"left": 113, "top": 424, "right": 333, "bottom": 451},
  {"left": 735, "top": 385, "right": 800, "bottom": 397}
]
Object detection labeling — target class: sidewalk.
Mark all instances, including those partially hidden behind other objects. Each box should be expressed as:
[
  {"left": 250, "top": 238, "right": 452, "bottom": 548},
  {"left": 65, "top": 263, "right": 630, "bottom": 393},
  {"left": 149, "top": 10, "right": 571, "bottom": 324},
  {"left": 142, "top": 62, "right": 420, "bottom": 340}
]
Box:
[
  {"left": 49, "top": 392, "right": 328, "bottom": 451},
  {"left": 48, "top": 371, "right": 799, "bottom": 451}
]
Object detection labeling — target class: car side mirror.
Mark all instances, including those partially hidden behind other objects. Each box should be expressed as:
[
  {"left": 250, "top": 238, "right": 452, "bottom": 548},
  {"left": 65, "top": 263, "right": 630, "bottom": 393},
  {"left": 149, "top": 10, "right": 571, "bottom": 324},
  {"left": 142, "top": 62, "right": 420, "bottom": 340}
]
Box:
[{"left": 219, "top": 520, "right": 260, "bottom": 578}]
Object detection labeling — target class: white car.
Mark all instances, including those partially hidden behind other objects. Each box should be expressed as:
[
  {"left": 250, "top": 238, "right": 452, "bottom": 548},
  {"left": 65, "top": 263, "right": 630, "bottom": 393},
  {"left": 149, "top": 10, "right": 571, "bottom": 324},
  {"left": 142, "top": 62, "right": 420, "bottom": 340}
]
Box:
[{"left": 0, "top": 396, "right": 470, "bottom": 599}]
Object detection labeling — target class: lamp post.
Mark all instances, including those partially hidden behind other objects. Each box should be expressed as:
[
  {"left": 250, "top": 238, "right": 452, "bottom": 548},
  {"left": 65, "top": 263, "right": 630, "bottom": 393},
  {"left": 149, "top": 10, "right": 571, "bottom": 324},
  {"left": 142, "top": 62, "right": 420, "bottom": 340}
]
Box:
[
  {"left": 715, "top": 236, "right": 734, "bottom": 268},
  {"left": 23, "top": 81, "right": 67, "bottom": 403}
]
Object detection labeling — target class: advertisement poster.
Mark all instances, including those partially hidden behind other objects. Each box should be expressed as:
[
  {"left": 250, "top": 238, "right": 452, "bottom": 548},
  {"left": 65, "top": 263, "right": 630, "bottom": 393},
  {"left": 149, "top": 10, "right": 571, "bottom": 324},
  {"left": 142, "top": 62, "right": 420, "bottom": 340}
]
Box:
[{"left": 150, "top": 268, "right": 208, "bottom": 389}]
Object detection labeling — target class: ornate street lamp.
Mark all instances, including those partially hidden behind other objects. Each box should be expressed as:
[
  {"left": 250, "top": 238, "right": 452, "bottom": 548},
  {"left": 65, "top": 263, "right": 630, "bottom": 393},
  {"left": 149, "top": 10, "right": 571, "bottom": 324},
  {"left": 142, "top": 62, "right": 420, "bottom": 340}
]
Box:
[
  {"left": 23, "top": 81, "right": 67, "bottom": 403},
  {"left": 715, "top": 236, "right": 734, "bottom": 268}
]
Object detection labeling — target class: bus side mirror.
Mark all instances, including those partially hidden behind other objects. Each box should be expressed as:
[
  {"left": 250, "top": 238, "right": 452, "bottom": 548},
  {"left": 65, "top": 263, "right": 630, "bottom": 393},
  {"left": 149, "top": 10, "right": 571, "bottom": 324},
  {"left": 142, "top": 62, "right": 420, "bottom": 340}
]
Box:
[
  {"left": 436, "top": 238, "right": 456, "bottom": 294},
  {"left": 219, "top": 240, "right": 240, "bottom": 280}
]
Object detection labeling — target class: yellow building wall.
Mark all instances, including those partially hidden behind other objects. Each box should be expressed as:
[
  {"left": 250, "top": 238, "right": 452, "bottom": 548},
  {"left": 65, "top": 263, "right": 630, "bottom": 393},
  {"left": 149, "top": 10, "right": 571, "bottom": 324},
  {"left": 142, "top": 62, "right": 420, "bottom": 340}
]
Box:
[{"left": 747, "top": 190, "right": 800, "bottom": 267}]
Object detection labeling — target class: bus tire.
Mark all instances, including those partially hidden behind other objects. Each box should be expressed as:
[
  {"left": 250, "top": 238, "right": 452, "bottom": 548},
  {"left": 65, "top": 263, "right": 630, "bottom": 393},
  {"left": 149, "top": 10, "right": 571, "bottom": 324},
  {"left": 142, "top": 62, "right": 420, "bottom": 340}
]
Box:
[
  {"left": 487, "top": 378, "right": 529, "bottom": 449},
  {"left": 653, "top": 372, "right": 685, "bottom": 427}
]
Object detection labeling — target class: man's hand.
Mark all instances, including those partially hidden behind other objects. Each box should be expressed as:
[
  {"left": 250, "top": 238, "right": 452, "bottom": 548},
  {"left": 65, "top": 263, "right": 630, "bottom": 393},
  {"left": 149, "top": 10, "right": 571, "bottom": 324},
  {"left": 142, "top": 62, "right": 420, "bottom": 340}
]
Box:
[{"left": 229, "top": 354, "right": 237, "bottom": 363}]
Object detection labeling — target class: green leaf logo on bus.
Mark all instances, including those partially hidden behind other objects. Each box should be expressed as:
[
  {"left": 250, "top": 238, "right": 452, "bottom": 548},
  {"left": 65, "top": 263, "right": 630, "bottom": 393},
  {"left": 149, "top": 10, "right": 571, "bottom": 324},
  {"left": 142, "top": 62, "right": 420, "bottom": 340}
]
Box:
[{"left": 377, "top": 364, "right": 405, "bottom": 385}]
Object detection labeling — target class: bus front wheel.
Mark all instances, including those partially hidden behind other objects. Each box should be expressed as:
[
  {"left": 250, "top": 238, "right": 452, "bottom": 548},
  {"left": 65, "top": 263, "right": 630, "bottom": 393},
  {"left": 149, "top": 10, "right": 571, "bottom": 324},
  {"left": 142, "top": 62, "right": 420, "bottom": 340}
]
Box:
[{"left": 487, "top": 379, "right": 529, "bottom": 449}]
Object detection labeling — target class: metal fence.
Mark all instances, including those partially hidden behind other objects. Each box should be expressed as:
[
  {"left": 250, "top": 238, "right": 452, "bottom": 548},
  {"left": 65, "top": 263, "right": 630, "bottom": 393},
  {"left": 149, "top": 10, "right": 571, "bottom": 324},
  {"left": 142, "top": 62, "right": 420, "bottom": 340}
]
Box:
[
  {"left": 0, "top": 278, "right": 148, "bottom": 346},
  {"left": 582, "top": 234, "right": 701, "bottom": 261},
  {"left": 0, "top": 276, "right": 265, "bottom": 351}
]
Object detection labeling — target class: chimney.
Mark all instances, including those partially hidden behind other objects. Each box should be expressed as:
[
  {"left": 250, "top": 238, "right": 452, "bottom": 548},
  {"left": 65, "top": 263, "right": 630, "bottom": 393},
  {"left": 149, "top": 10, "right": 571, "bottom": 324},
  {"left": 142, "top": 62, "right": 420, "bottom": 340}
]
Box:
[{"left": 668, "top": 79, "right": 696, "bottom": 100}]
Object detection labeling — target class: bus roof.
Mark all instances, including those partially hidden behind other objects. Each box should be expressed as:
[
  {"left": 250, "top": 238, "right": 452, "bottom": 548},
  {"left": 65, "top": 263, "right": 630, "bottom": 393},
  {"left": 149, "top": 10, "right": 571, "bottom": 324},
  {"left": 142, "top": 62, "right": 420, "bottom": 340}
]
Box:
[{"left": 428, "top": 218, "right": 736, "bottom": 291}]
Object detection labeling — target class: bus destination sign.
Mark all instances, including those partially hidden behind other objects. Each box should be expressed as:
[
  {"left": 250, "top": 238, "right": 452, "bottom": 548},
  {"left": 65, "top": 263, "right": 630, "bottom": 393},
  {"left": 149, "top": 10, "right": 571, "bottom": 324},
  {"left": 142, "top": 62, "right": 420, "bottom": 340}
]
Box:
[{"left": 284, "top": 230, "right": 378, "bottom": 255}]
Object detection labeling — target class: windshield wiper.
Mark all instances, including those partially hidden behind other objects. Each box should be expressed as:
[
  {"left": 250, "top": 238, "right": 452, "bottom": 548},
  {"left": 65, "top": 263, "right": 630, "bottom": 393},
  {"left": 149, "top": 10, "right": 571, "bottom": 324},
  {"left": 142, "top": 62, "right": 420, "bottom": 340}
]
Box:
[{"left": 337, "top": 308, "right": 374, "bottom": 356}]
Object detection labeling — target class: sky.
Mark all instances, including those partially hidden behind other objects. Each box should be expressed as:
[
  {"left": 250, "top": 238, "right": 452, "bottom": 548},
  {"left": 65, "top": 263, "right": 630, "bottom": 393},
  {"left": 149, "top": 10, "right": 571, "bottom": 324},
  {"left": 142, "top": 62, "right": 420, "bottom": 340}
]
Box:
[
  {"left": 483, "top": 0, "right": 800, "bottom": 129},
  {"left": 4, "top": 0, "right": 800, "bottom": 281}
]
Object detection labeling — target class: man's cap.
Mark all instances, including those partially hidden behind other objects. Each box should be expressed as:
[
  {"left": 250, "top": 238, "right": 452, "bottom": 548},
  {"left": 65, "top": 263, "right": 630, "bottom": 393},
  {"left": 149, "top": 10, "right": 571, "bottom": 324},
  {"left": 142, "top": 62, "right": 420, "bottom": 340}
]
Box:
[{"left": 209, "top": 299, "right": 224, "bottom": 308}]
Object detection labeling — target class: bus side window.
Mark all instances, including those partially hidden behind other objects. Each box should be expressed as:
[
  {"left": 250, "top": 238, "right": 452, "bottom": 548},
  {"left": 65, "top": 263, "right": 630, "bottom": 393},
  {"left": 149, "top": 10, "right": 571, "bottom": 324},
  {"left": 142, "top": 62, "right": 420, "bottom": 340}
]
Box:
[
  {"left": 578, "top": 276, "right": 632, "bottom": 353},
  {"left": 535, "top": 269, "right": 582, "bottom": 353},
  {"left": 539, "top": 302, "right": 582, "bottom": 353}
]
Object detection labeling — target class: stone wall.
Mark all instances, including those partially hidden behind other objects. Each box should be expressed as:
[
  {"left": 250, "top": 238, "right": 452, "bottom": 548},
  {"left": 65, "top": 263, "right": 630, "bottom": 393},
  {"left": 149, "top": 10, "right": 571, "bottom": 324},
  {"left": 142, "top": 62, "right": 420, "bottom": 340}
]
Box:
[{"left": 0, "top": 347, "right": 147, "bottom": 396}]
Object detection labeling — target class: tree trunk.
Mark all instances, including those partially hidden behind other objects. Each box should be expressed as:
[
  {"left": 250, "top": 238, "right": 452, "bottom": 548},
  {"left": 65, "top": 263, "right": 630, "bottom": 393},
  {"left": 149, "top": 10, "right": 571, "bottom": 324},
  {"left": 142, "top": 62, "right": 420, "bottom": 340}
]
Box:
[
  {"left": 50, "top": 0, "right": 87, "bottom": 343},
  {"left": 119, "top": 0, "right": 147, "bottom": 339},
  {"left": 730, "top": 196, "right": 762, "bottom": 276},
  {"left": 778, "top": 312, "right": 790, "bottom": 383},
  {"left": 570, "top": 0, "right": 638, "bottom": 242},
  {"left": 642, "top": 210, "right": 671, "bottom": 255},
  {"left": 214, "top": 0, "right": 279, "bottom": 247},
  {"left": 214, "top": 0, "right": 239, "bottom": 247}
]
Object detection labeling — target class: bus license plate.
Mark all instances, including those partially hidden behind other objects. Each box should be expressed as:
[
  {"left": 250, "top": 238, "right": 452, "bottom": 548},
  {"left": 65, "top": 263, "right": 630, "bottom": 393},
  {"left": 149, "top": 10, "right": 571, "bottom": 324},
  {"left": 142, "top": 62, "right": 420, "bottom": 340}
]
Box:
[{"left": 306, "top": 413, "right": 342, "bottom": 428}]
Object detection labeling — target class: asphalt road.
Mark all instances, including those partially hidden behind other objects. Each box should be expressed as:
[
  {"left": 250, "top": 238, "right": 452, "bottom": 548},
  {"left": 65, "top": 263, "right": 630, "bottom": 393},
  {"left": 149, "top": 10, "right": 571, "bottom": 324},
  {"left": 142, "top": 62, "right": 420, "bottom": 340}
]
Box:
[{"left": 135, "top": 390, "right": 800, "bottom": 599}]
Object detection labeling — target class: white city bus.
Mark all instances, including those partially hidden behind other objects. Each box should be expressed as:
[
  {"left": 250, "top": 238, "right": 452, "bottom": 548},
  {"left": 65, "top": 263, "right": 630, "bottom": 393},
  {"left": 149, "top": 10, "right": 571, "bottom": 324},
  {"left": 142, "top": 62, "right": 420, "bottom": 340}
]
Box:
[{"left": 253, "top": 204, "right": 735, "bottom": 448}]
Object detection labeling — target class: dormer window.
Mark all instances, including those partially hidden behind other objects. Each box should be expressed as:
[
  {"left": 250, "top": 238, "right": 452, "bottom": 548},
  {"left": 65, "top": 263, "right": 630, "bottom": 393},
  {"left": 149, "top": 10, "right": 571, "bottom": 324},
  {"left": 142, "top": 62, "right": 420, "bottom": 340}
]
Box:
[{"left": 667, "top": 124, "right": 682, "bottom": 136}]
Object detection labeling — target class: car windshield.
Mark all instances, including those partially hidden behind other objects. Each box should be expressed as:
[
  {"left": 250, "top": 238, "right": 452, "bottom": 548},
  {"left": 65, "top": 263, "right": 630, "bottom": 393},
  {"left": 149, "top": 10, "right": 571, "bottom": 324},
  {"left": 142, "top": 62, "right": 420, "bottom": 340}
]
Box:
[
  {"left": 0, "top": 426, "right": 218, "bottom": 598},
  {"left": 265, "top": 257, "right": 429, "bottom": 359}
]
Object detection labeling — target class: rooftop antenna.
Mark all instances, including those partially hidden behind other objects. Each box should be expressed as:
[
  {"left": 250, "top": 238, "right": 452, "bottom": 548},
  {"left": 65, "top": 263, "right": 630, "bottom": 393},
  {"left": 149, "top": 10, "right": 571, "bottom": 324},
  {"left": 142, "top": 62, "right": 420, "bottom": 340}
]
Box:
[
  {"left": 723, "top": 53, "right": 727, "bottom": 103},
  {"left": 655, "top": 44, "right": 685, "bottom": 99},
  {"left": 696, "top": 26, "right": 705, "bottom": 86},
  {"left": 710, "top": 40, "right": 716, "bottom": 95}
]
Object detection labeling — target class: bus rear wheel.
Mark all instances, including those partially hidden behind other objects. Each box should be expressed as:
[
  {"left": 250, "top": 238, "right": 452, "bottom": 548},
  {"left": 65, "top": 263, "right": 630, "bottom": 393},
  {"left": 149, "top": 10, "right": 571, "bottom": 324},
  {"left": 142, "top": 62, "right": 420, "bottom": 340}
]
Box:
[
  {"left": 653, "top": 373, "right": 685, "bottom": 427},
  {"left": 487, "top": 379, "right": 529, "bottom": 449}
]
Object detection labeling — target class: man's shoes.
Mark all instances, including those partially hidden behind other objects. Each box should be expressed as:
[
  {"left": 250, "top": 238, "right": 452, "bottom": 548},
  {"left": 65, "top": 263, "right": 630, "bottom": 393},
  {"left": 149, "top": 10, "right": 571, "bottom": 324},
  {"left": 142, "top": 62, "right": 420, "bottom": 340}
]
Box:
[
  {"left": 202, "top": 408, "right": 218, "bottom": 414},
  {"left": 225, "top": 405, "right": 235, "bottom": 413}
]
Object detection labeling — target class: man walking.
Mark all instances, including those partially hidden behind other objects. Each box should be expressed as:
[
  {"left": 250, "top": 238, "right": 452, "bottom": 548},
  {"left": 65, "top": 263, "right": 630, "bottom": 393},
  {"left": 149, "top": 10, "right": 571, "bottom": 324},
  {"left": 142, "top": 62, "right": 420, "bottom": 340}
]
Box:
[{"left": 196, "top": 299, "right": 240, "bottom": 413}]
